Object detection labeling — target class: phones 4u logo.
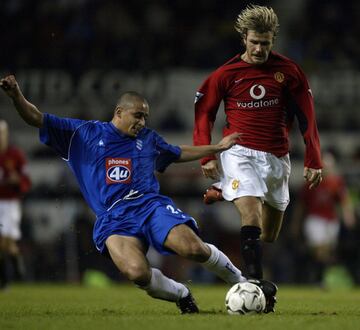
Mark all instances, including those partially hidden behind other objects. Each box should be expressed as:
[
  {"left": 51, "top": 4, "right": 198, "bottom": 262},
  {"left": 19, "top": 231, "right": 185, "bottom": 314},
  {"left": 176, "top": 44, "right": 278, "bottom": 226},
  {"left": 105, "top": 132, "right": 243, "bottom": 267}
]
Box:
[{"left": 106, "top": 158, "right": 132, "bottom": 184}]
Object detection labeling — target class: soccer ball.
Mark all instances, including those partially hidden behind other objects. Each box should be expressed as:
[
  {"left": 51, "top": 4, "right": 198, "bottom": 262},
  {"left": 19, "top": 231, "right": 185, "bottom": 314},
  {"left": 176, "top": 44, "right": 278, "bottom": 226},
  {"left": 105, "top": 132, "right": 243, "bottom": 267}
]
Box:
[{"left": 225, "top": 282, "right": 266, "bottom": 315}]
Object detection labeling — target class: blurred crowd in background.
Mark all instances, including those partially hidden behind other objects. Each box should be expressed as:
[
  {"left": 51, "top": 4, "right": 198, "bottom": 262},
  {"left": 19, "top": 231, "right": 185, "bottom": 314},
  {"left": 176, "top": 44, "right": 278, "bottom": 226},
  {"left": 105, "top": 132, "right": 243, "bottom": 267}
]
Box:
[{"left": 1, "top": 0, "right": 360, "bottom": 288}]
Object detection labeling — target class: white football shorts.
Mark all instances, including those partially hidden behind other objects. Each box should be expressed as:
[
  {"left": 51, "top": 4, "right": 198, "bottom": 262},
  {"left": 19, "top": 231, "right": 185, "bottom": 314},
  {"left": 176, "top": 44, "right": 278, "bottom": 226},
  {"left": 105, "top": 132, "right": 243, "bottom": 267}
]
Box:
[
  {"left": 0, "top": 200, "right": 22, "bottom": 240},
  {"left": 214, "top": 145, "right": 291, "bottom": 211},
  {"left": 304, "top": 215, "right": 340, "bottom": 247}
]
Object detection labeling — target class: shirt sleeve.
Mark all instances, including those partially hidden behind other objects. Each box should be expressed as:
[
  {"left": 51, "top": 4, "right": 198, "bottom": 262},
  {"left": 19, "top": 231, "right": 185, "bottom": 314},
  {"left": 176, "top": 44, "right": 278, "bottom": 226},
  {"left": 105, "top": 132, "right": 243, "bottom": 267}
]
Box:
[
  {"left": 153, "top": 132, "right": 181, "bottom": 173},
  {"left": 193, "top": 70, "right": 225, "bottom": 165},
  {"left": 39, "top": 113, "right": 87, "bottom": 159},
  {"left": 287, "top": 65, "right": 322, "bottom": 169}
]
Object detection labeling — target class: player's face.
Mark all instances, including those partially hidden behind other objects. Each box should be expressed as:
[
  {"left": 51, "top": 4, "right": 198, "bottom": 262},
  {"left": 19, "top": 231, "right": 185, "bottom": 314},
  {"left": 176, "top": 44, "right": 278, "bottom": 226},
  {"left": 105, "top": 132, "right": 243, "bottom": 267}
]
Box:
[
  {"left": 116, "top": 101, "right": 149, "bottom": 137},
  {"left": 242, "top": 30, "right": 274, "bottom": 65}
]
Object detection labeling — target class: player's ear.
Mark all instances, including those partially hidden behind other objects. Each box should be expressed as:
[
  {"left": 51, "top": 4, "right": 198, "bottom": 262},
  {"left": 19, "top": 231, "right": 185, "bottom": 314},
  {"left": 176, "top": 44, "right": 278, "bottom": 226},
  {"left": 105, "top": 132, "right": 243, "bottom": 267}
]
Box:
[
  {"left": 243, "top": 32, "right": 247, "bottom": 39},
  {"left": 115, "top": 106, "right": 123, "bottom": 117}
]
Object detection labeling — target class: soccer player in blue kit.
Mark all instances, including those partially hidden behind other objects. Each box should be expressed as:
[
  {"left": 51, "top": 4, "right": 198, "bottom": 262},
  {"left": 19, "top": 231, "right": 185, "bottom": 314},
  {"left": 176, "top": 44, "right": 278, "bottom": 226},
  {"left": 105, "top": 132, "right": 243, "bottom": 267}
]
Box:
[{"left": 1, "top": 74, "right": 276, "bottom": 314}]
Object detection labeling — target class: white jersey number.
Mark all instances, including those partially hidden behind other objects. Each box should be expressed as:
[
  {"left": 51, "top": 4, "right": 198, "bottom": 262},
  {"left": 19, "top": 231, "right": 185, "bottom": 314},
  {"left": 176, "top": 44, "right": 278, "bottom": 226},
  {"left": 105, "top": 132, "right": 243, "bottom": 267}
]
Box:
[{"left": 166, "top": 205, "right": 182, "bottom": 214}]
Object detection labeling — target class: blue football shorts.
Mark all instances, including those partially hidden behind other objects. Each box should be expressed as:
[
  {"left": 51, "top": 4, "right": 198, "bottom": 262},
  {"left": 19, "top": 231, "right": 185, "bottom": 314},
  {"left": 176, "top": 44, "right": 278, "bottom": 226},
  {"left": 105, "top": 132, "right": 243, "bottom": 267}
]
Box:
[{"left": 93, "top": 196, "right": 199, "bottom": 256}]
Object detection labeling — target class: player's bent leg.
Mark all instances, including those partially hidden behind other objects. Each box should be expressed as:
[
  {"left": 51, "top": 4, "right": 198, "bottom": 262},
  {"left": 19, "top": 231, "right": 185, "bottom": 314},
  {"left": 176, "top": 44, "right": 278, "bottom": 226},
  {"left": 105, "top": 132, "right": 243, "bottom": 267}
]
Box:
[
  {"left": 106, "top": 235, "right": 151, "bottom": 285},
  {"left": 105, "top": 234, "right": 196, "bottom": 313},
  {"left": 164, "top": 224, "right": 210, "bottom": 262},
  {"left": 234, "top": 196, "right": 263, "bottom": 279},
  {"left": 142, "top": 268, "right": 198, "bottom": 314},
  {"left": 261, "top": 203, "right": 284, "bottom": 242},
  {"left": 202, "top": 243, "right": 247, "bottom": 284},
  {"left": 141, "top": 268, "right": 193, "bottom": 306},
  {"left": 165, "top": 225, "right": 246, "bottom": 284}
]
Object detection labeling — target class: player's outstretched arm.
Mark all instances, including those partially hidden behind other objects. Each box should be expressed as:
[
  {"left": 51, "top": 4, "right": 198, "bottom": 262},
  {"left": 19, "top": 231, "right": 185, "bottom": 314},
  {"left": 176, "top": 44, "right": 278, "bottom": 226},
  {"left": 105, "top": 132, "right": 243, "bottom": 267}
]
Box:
[
  {"left": 0, "top": 75, "right": 43, "bottom": 128},
  {"left": 177, "top": 132, "right": 240, "bottom": 162}
]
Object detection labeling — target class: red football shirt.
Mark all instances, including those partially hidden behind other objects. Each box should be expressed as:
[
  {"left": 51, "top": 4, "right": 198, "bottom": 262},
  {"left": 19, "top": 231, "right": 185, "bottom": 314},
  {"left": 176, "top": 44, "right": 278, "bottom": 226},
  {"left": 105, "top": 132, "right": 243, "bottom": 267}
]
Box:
[
  {"left": 300, "top": 175, "right": 346, "bottom": 221},
  {"left": 0, "top": 145, "right": 31, "bottom": 199},
  {"left": 193, "top": 51, "right": 322, "bottom": 168}
]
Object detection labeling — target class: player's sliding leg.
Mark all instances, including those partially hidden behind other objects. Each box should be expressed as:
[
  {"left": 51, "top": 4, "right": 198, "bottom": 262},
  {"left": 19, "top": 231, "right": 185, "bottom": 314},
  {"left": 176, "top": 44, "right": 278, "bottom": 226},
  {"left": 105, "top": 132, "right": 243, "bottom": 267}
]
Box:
[
  {"left": 201, "top": 243, "right": 247, "bottom": 284},
  {"left": 105, "top": 234, "right": 198, "bottom": 314},
  {"left": 139, "top": 268, "right": 199, "bottom": 314},
  {"left": 164, "top": 225, "right": 246, "bottom": 284}
]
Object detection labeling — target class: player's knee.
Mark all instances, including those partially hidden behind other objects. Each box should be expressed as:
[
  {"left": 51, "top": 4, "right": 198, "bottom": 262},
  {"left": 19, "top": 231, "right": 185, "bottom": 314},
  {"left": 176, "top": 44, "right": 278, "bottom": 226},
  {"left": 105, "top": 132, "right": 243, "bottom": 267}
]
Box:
[
  {"left": 241, "top": 212, "right": 262, "bottom": 227},
  {"left": 182, "top": 241, "right": 209, "bottom": 262},
  {"left": 123, "top": 263, "right": 151, "bottom": 284}
]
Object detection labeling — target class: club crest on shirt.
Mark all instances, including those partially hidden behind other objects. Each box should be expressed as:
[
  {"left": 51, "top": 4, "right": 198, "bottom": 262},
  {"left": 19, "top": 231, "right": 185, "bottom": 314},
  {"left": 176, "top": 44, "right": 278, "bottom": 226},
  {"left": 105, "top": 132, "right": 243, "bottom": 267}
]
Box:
[
  {"left": 274, "top": 72, "right": 285, "bottom": 83},
  {"left": 232, "top": 179, "right": 240, "bottom": 190},
  {"left": 136, "top": 139, "right": 143, "bottom": 150},
  {"left": 106, "top": 158, "right": 132, "bottom": 184}
]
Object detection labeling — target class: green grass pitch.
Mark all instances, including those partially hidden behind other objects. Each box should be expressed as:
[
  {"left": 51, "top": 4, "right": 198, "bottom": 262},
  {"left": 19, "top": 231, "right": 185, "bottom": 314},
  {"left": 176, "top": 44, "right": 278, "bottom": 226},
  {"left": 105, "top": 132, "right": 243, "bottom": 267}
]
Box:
[{"left": 1, "top": 284, "right": 360, "bottom": 330}]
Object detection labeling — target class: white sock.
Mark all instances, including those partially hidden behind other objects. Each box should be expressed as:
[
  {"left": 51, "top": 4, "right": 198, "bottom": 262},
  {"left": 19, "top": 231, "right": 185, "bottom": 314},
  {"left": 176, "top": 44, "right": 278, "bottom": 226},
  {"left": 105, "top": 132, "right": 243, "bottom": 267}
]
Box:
[
  {"left": 202, "top": 243, "right": 247, "bottom": 284},
  {"left": 139, "top": 268, "right": 189, "bottom": 302}
]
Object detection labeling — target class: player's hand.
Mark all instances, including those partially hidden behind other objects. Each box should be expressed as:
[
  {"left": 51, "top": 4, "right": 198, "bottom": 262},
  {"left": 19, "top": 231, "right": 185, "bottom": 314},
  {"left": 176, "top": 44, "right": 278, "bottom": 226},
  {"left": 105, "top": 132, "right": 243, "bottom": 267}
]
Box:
[
  {"left": 216, "top": 132, "right": 241, "bottom": 151},
  {"left": 303, "top": 167, "right": 322, "bottom": 189},
  {"left": 202, "top": 160, "right": 220, "bottom": 179},
  {"left": 0, "top": 75, "right": 21, "bottom": 99}
]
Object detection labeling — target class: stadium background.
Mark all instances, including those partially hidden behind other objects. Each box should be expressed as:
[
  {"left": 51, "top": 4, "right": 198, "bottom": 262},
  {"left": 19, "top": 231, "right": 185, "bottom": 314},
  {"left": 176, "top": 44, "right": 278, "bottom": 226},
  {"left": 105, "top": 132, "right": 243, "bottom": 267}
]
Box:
[{"left": 1, "top": 0, "right": 359, "bottom": 286}]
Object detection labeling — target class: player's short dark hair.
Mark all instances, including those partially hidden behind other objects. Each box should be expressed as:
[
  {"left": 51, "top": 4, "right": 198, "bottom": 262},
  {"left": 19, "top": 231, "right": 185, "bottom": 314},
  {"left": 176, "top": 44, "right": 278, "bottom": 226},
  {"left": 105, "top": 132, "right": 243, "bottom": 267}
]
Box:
[{"left": 116, "top": 91, "right": 149, "bottom": 109}]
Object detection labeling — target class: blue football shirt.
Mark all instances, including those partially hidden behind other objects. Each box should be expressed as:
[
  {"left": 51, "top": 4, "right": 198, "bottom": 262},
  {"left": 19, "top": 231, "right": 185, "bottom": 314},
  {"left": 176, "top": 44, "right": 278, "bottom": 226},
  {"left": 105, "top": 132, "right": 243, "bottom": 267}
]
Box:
[{"left": 39, "top": 114, "right": 182, "bottom": 217}]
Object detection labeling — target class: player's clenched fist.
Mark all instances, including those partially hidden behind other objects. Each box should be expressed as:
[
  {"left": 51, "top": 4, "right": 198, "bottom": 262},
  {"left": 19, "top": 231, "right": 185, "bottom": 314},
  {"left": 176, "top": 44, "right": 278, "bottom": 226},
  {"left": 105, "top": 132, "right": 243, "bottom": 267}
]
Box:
[{"left": 0, "top": 75, "right": 20, "bottom": 98}]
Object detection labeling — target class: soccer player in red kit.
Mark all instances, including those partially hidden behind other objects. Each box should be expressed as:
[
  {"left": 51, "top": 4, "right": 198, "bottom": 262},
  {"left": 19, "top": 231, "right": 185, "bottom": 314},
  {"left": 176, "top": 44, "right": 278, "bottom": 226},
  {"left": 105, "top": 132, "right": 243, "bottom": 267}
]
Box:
[
  {"left": 193, "top": 4, "right": 323, "bottom": 299},
  {"left": 291, "top": 151, "right": 355, "bottom": 284},
  {"left": 0, "top": 120, "right": 31, "bottom": 289}
]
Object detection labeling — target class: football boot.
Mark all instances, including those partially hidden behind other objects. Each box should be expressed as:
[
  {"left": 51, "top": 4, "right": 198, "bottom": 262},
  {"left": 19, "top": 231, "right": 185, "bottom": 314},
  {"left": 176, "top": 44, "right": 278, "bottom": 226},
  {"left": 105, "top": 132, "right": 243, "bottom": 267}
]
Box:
[
  {"left": 248, "top": 279, "right": 277, "bottom": 313},
  {"left": 176, "top": 291, "right": 199, "bottom": 314}
]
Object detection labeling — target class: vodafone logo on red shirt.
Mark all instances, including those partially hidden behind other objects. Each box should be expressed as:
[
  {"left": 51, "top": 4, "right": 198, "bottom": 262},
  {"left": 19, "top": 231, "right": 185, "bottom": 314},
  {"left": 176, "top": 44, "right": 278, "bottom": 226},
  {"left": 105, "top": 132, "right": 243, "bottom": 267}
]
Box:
[
  {"left": 237, "top": 84, "right": 279, "bottom": 109},
  {"left": 106, "top": 158, "right": 132, "bottom": 184},
  {"left": 249, "top": 84, "right": 266, "bottom": 100}
]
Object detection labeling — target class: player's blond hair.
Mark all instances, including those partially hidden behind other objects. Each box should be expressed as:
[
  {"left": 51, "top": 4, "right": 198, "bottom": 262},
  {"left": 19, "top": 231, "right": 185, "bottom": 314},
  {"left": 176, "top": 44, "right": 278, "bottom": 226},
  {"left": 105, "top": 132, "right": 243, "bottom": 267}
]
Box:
[{"left": 235, "top": 4, "right": 279, "bottom": 38}]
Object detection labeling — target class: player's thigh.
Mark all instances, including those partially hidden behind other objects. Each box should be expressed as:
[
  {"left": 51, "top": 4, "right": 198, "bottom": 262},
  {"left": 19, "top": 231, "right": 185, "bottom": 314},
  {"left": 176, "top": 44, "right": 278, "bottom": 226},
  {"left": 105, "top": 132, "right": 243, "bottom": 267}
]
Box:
[
  {"left": 261, "top": 202, "right": 284, "bottom": 242},
  {"left": 105, "top": 235, "right": 150, "bottom": 281},
  {"left": 164, "top": 224, "right": 209, "bottom": 262},
  {"left": 233, "top": 196, "right": 263, "bottom": 227}
]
